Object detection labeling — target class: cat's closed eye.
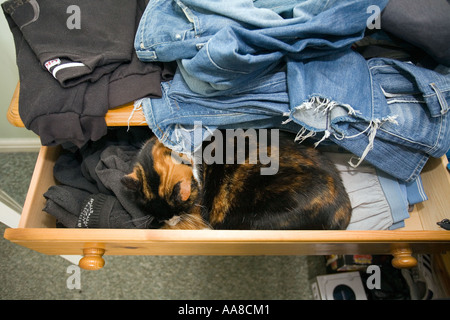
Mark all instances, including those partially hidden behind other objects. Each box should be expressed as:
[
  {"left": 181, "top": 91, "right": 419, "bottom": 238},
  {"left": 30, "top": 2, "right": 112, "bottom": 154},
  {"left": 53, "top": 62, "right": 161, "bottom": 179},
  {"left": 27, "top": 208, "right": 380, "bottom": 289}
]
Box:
[{"left": 122, "top": 131, "right": 352, "bottom": 230}]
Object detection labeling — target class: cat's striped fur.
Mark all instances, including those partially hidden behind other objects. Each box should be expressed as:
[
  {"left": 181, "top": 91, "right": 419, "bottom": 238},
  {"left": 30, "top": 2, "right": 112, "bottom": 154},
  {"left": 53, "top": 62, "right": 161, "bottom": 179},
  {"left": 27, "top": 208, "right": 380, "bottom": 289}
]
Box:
[{"left": 121, "top": 130, "right": 352, "bottom": 230}]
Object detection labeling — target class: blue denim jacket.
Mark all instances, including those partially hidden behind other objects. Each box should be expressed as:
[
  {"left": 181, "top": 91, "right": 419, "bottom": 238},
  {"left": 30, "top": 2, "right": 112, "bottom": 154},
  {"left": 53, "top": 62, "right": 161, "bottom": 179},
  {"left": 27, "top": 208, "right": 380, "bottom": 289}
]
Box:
[
  {"left": 135, "top": 0, "right": 450, "bottom": 182},
  {"left": 140, "top": 58, "right": 450, "bottom": 182},
  {"left": 135, "top": 0, "right": 388, "bottom": 94}
]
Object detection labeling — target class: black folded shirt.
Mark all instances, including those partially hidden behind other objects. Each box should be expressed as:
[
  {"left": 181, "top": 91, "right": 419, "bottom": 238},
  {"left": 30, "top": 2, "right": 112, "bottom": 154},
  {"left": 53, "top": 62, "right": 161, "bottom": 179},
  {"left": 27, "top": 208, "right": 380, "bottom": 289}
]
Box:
[
  {"left": 2, "top": 0, "right": 175, "bottom": 148},
  {"left": 43, "top": 127, "right": 156, "bottom": 229}
]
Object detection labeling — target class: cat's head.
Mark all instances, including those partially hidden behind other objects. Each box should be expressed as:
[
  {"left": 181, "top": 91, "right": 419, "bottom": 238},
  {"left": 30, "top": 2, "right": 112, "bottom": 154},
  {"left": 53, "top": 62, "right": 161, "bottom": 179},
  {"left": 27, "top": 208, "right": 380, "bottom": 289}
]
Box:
[{"left": 121, "top": 136, "right": 199, "bottom": 226}]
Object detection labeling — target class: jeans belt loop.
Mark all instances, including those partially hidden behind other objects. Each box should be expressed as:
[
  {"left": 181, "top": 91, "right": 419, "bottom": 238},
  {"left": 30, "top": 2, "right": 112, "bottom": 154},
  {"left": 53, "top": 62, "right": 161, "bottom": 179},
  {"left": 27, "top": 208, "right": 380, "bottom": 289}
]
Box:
[{"left": 430, "top": 82, "right": 449, "bottom": 115}]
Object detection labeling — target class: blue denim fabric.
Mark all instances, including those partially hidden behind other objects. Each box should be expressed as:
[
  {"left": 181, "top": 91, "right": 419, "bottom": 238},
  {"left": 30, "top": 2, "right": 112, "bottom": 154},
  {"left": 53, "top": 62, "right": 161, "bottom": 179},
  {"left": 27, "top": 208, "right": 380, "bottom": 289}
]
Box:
[
  {"left": 141, "top": 58, "right": 450, "bottom": 182},
  {"left": 136, "top": 0, "right": 387, "bottom": 94},
  {"left": 141, "top": 67, "right": 296, "bottom": 154},
  {"left": 136, "top": 0, "right": 450, "bottom": 182},
  {"left": 323, "top": 59, "right": 450, "bottom": 182}
]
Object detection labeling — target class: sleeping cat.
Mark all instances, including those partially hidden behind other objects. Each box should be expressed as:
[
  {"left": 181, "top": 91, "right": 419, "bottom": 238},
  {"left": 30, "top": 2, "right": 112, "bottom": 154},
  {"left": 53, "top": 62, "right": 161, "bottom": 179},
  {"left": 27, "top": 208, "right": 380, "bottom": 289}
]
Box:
[{"left": 121, "top": 129, "right": 352, "bottom": 230}]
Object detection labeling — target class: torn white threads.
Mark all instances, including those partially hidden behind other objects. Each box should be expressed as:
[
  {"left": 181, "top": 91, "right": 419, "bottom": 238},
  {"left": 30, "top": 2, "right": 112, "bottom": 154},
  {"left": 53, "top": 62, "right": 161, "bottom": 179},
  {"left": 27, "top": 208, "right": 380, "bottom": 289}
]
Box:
[
  {"left": 294, "top": 96, "right": 360, "bottom": 116},
  {"left": 347, "top": 115, "right": 398, "bottom": 168},
  {"left": 281, "top": 112, "right": 292, "bottom": 125},
  {"left": 348, "top": 119, "right": 381, "bottom": 168},
  {"left": 286, "top": 96, "right": 400, "bottom": 168},
  {"left": 288, "top": 97, "right": 360, "bottom": 147},
  {"left": 127, "top": 98, "right": 145, "bottom": 131},
  {"left": 314, "top": 130, "right": 331, "bottom": 148},
  {"left": 294, "top": 126, "right": 316, "bottom": 143}
]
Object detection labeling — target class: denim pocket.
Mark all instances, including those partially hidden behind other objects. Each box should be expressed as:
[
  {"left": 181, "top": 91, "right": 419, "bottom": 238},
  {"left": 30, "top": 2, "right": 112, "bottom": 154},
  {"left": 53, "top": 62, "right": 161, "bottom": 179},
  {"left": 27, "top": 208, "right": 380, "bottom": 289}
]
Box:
[
  {"left": 429, "top": 82, "right": 450, "bottom": 116},
  {"left": 175, "top": 0, "right": 202, "bottom": 37},
  {"left": 377, "top": 91, "right": 449, "bottom": 158},
  {"left": 379, "top": 96, "right": 441, "bottom": 148},
  {"left": 367, "top": 59, "right": 450, "bottom": 155}
]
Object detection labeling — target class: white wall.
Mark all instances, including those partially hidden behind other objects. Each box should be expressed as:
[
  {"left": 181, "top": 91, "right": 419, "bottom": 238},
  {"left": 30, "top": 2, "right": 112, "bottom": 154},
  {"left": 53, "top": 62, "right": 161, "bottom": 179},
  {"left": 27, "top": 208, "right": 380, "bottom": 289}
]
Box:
[{"left": 0, "top": 6, "right": 38, "bottom": 141}]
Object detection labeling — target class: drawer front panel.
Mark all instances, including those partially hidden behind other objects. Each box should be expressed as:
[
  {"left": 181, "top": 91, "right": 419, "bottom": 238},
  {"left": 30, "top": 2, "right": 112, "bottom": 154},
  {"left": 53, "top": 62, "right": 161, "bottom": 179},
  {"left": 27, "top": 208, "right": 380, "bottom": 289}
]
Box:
[
  {"left": 4, "top": 146, "right": 450, "bottom": 263},
  {"left": 5, "top": 228, "right": 450, "bottom": 256}
]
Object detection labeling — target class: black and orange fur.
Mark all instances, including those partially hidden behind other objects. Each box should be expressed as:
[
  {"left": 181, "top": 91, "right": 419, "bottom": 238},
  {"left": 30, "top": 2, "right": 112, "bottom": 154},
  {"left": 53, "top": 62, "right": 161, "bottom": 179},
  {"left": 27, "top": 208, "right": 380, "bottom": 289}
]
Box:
[{"left": 121, "top": 130, "right": 352, "bottom": 230}]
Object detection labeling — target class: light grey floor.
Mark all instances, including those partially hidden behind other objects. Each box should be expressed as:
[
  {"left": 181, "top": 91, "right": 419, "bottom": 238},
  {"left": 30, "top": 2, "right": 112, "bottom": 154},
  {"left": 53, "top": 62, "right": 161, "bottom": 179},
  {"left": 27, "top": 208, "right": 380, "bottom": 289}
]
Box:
[{"left": 0, "top": 152, "right": 326, "bottom": 300}]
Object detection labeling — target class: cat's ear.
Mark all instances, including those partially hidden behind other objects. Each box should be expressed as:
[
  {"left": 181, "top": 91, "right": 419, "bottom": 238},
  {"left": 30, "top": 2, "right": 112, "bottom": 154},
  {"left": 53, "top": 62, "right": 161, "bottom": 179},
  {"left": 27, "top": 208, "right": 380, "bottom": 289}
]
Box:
[
  {"left": 173, "top": 179, "right": 191, "bottom": 202},
  {"left": 121, "top": 173, "right": 141, "bottom": 191}
]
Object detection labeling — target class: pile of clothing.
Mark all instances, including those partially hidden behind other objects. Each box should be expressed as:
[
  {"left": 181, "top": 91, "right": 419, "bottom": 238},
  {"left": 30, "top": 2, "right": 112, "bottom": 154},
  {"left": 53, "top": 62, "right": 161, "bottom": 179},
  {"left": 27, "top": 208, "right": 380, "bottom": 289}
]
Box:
[
  {"left": 42, "top": 127, "right": 427, "bottom": 230},
  {"left": 43, "top": 127, "right": 154, "bottom": 229},
  {"left": 134, "top": 0, "right": 450, "bottom": 184},
  {"left": 2, "top": 0, "right": 175, "bottom": 148},
  {"left": 4, "top": 0, "right": 450, "bottom": 229}
]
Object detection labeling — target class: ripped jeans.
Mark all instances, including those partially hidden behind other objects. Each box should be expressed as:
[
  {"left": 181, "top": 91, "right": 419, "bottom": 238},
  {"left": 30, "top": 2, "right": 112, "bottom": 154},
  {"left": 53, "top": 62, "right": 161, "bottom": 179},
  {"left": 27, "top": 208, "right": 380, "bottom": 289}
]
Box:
[
  {"left": 136, "top": 0, "right": 449, "bottom": 182},
  {"left": 140, "top": 57, "right": 450, "bottom": 183}
]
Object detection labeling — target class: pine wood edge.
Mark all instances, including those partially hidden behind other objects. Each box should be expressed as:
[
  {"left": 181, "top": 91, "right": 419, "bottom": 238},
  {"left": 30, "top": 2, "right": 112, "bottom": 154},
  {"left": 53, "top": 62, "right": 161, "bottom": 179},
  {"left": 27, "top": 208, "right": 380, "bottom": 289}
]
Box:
[
  {"left": 6, "top": 82, "right": 147, "bottom": 128},
  {"left": 13, "top": 146, "right": 450, "bottom": 232},
  {"left": 18, "top": 146, "right": 60, "bottom": 228},
  {"left": 5, "top": 228, "right": 450, "bottom": 243},
  {"left": 6, "top": 83, "right": 23, "bottom": 127}
]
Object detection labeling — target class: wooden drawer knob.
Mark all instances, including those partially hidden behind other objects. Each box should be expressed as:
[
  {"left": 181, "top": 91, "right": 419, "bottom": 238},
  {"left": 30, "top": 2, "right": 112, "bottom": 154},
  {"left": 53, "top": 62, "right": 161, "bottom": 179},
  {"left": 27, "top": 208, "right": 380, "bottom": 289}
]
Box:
[
  {"left": 79, "top": 248, "right": 105, "bottom": 270},
  {"left": 391, "top": 247, "right": 417, "bottom": 269}
]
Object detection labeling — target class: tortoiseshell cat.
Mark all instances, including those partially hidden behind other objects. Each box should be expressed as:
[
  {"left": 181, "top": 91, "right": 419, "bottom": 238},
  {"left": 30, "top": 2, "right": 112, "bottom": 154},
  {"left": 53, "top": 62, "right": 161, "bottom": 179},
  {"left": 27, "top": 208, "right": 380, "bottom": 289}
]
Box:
[{"left": 121, "top": 129, "right": 352, "bottom": 230}]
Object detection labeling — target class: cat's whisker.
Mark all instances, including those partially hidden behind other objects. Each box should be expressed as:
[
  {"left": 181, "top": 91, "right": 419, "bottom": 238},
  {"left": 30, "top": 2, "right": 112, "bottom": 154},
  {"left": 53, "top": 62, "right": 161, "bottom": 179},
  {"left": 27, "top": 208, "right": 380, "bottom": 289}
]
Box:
[
  {"left": 122, "top": 131, "right": 352, "bottom": 231},
  {"left": 125, "top": 215, "right": 156, "bottom": 229}
]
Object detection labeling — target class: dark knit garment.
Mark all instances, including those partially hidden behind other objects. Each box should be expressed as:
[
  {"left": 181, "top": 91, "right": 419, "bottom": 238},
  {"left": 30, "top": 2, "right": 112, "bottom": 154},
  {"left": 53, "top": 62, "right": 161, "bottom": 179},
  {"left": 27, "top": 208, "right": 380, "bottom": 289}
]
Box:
[
  {"left": 2, "top": 0, "right": 175, "bottom": 148},
  {"left": 381, "top": 0, "right": 450, "bottom": 67},
  {"left": 43, "top": 127, "right": 154, "bottom": 229}
]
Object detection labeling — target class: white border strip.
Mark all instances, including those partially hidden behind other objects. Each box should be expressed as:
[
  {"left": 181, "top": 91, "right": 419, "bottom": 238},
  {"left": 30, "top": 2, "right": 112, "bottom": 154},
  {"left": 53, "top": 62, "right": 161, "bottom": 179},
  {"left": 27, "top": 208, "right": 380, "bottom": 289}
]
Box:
[
  {"left": 0, "top": 191, "right": 82, "bottom": 265},
  {"left": 0, "top": 202, "right": 21, "bottom": 228},
  {"left": 52, "top": 62, "right": 86, "bottom": 78},
  {"left": 0, "top": 138, "right": 41, "bottom": 152}
]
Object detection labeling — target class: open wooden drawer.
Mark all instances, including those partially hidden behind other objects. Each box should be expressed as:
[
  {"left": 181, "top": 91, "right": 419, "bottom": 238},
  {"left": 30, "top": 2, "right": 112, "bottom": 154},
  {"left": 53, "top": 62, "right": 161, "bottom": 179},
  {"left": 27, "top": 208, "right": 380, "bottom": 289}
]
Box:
[
  {"left": 4, "top": 144, "right": 450, "bottom": 270},
  {"left": 4, "top": 84, "right": 450, "bottom": 270}
]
